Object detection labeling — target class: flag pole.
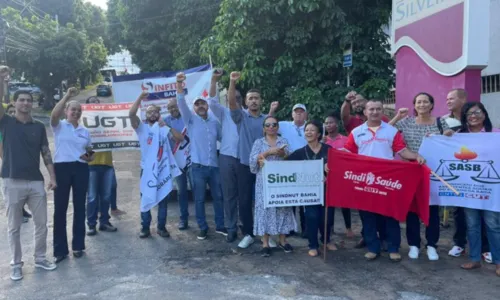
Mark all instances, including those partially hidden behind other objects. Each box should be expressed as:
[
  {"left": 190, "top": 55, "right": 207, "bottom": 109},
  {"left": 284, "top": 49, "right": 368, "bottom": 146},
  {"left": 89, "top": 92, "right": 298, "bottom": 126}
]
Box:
[
  {"left": 430, "top": 170, "right": 460, "bottom": 195},
  {"left": 323, "top": 205, "right": 328, "bottom": 262}
]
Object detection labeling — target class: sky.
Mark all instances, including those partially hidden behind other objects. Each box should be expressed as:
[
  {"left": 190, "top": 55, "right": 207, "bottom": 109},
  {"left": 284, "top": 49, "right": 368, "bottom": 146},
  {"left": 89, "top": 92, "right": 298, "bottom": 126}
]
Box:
[{"left": 84, "top": 0, "right": 107, "bottom": 10}]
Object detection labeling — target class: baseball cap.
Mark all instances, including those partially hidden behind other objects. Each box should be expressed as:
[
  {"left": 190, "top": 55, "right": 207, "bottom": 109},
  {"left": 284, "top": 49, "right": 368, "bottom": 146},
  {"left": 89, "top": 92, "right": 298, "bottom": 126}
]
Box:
[
  {"left": 292, "top": 103, "right": 307, "bottom": 112},
  {"left": 193, "top": 96, "right": 208, "bottom": 104}
]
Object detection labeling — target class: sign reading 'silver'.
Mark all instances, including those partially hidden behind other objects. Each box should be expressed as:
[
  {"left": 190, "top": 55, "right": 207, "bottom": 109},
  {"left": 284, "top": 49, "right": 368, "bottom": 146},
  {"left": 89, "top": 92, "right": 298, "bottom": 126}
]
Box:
[{"left": 391, "top": 0, "right": 489, "bottom": 76}]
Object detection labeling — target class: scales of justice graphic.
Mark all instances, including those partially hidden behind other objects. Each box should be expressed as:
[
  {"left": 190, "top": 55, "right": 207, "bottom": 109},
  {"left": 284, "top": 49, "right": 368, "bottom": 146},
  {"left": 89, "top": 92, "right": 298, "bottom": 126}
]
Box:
[{"left": 431, "top": 146, "right": 500, "bottom": 184}]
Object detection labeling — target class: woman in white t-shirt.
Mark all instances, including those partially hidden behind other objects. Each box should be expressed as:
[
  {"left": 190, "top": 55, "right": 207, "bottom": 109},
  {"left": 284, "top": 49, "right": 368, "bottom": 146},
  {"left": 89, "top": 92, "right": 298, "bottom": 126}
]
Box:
[{"left": 50, "top": 88, "right": 94, "bottom": 263}]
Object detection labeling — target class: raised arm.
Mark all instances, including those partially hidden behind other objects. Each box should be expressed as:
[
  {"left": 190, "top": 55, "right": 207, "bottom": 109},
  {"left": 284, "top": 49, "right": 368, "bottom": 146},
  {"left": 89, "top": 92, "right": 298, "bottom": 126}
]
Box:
[
  {"left": 389, "top": 108, "right": 409, "bottom": 126},
  {"left": 129, "top": 91, "right": 148, "bottom": 129},
  {"left": 175, "top": 72, "right": 192, "bottom": 124},
  {"left": 0, "top": 66, "right": 10, "bottom": 121},
  {"left": 341, "top": 91, "right": 356, "bottom": 127},
  {"left": 228, "top": 71, "right": 241, "bottom": 111},
  {"left": 51, "top": 87, "right": 77, "bottom": 127},
  {"left": 208, "top": 70, "right": 225, "bottom": 121}
]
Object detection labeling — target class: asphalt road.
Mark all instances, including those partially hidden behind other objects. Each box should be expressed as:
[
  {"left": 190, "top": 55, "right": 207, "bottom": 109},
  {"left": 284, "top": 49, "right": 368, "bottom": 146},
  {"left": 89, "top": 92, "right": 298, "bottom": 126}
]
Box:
[{"left": 0, "top": 92, "right": 499, "bottom": 299}]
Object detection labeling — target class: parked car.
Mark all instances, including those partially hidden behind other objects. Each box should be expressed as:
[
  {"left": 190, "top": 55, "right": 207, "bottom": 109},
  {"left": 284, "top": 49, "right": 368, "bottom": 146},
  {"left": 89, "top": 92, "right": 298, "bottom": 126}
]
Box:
[
  {"left": 8, "top": 82, "right": 42, "bottom": 100},
  {"left": 96, "top": 84, "right": 112, "bottom": 97}
]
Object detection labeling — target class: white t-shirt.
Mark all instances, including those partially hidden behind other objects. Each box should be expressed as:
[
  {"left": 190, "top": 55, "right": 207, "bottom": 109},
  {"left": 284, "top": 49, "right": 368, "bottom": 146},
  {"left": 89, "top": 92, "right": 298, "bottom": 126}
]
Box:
[
  {"left": 442, "top": 114, "right": 462, "bottom": 132},
  {"left": 278, "top": 121, "right": 307, "bottom": 152},
  {"left": 52, "top": 120, "right": 92, "bottom": 163},
  {"left": 135, "top": 122, "right": 171, "bottom": 169}
]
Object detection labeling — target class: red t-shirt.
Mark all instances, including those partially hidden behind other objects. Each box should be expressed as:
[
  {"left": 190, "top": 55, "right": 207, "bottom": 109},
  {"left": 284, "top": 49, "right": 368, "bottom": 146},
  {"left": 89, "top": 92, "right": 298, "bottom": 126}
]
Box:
[{"left": 345, "top": 115, "right": 390, "bottom": 134}]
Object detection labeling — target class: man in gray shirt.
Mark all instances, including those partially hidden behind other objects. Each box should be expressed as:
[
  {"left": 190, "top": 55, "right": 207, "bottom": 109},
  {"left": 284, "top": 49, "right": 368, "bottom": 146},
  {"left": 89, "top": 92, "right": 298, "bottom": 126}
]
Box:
[
  {"left": 228, "top": 71, "right": 278, "bottom": 248},
  {"left": 176, "top": 72, "right": 225, "bottom": 241},
  {"left": 0, "top": 66, "right": 57, "bottom": 281}
]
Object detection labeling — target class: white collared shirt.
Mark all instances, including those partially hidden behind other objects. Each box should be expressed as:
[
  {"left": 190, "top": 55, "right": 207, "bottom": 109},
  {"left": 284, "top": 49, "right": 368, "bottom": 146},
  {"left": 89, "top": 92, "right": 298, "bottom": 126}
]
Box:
[
  {"left": 52, "top": 120, "right": 92, "bottom": 163},
  {"left": 278, "top": 121, "right": 307, "bottom": 152}
]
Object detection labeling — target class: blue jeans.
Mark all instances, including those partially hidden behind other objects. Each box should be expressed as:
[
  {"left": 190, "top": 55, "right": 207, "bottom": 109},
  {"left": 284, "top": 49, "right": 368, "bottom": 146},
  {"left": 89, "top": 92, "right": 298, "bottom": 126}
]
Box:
[
  {"left": 190, "top": 164, "right": 224, "bottom": 231},
  {"left": 360, "top": 211, "right": 400, "bottom": 254},
  {"left": 141, "top": 199, "right": 167, "bottom": 230},
  {"left": 464, "top": 208, "right": 500, "bottom": 264},
  {"left": 87, "top": 165, "right": 114, "bottom": 227},
  {"left": 110, "top": 168, "right": 118, "bottom": 210},
  {"left": 173, "top": 170, "right": 190, "bottom": 222}
]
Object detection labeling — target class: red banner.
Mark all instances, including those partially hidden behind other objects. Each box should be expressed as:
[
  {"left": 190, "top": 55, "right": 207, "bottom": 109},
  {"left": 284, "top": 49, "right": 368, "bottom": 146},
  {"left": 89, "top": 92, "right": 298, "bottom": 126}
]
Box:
[{"left": 326, "top": 149, "right": 430, "bottom": 225}]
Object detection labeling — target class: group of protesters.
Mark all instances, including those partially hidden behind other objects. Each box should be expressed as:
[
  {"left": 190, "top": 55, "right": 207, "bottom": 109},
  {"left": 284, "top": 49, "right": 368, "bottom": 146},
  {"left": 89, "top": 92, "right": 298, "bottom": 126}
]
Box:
[{"left": 1, "top": 64, "right": 499, "bottom": 282}]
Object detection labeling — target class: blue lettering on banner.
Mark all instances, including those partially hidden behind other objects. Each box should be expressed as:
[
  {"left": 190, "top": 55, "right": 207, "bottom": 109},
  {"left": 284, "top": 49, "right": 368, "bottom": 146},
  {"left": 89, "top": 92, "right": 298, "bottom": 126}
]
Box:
[
  {"left": 395, "top": 0, "right": 446, "bottom": 23},
  {"left": 439, "top": 192, "right": 464, "bottom": 197}
]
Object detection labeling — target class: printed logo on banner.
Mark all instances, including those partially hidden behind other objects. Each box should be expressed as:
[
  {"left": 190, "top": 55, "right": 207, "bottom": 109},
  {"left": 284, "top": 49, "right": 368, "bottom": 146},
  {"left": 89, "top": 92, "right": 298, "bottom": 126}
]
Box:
[
  {"left": 263, "top": 160, "right": 324, "bottom": 208},
  {"left": 431, "top": 145, "right": 500, "bottom": 184},
  {"left": 343, "top": 171, "right": 403, "bottom": 196}
]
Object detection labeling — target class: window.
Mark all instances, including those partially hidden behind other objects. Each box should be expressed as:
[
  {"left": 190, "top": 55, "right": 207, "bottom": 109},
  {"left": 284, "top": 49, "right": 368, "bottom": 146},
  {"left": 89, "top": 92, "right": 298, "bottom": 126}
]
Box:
[{"left": 481, "top": 74, "right": 500, "bottom": 94}]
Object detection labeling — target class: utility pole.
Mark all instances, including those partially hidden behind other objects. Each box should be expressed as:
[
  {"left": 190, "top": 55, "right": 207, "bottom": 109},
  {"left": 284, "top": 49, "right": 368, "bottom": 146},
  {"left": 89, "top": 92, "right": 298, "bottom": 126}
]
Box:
[{"left": 0, "top": 17, "right": 9, "bottom": 103}]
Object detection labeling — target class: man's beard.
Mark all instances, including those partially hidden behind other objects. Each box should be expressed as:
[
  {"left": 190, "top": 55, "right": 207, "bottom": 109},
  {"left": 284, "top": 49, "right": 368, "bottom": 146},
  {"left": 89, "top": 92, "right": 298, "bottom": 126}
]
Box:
[
  {"left": 354, "top": 107, "right": 364, "bottom": 115},
  {"left": 147, "top": 117, "right": 159, "bottom": 123}
]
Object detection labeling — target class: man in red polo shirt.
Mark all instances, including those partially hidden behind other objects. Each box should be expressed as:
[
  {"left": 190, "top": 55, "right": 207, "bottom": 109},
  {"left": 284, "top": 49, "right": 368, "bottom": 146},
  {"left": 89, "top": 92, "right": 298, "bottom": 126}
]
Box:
[
  {"left": 343, "top": 99, "right": 425, "bottom": 262},
  {"left": 341, "top": 91, "right": 390, "bottom": 134},
  {"left": 341, "top": 91, "right": 390, "bottom": 248}
]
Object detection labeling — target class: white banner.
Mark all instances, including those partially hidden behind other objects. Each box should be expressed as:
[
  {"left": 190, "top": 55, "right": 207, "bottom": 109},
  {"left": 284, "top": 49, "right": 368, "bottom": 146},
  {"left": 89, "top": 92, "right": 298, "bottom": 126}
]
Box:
[
  {"left": 81, "top": 103, "right": 139, "bottom": 152},
  {"left": 419, "top": 133, "right": 500, "bottom": 212},
  {"left": 263, "top": 160, "right": 324, "bottom": 208},
  {"left": 112, "top": 64, "right": 213, "bottom": 119}
]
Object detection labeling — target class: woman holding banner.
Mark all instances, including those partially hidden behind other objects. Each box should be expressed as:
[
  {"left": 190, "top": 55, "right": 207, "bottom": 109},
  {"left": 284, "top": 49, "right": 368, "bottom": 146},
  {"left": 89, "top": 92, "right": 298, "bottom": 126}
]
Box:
[
  {"left": 390, "top": 92, "right": 450, "bottom": 261},
  {"left": 456, "top": 102, "right": 500, "bottom": 276},
  {"left": 250, "top": 116, "right": 297, "bottom": 257},
  {"left": 289, "top": 120, "right": 335, "bottom": 257}
]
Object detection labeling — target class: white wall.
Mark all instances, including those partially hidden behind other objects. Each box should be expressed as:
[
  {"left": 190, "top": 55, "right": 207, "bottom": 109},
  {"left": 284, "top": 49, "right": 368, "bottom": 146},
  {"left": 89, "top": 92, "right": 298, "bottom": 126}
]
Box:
[
  {"left": 482, "top": 92, "right": 500, "bottom": 128},
  {"left": 480, "top": 0, "right": 500, "bottom": 127},
  {"left": 481, "top": 0, "right": 500, "bottom": 76}
]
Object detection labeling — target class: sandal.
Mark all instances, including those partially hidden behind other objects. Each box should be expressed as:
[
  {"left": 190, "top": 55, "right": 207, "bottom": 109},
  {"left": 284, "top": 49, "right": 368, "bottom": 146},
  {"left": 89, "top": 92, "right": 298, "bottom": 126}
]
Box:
[
  {"left": 308, "top": 249, "right": 319, "bottom": 257},
  {"left": 326, "top": 243, "right": 338, "bottom": 251},
  {"left": 460, "top": 262, "right": 481, "bottom": 270}
]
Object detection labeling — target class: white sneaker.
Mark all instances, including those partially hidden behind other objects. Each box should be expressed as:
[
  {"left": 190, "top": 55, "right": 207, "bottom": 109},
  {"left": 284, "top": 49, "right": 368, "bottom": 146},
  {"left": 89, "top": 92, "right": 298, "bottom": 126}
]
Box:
[
  {"left": 408, "top": 246, "right": 419, "bottom": 259},
  {"left": 427, "top": 246, "right": 439, "bottom": 261},
  {"left": 238, "top": 235, "right": 255, "bottom": 249},
  {"left": 448, "top": 246, "right": 465, "bottom": 257},
  {"left": 263, "top": 237, "right": 277, "bottom": 248},
  {"left": 482, "top": 252, "right": 493, "bottom": 264}
]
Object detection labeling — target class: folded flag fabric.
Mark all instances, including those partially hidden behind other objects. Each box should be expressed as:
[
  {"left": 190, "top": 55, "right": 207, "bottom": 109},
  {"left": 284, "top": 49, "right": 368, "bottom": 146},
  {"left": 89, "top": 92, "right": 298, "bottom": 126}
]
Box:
[
  {"left": 326, "top": 149, "right": 430, "bottom": 225},
  {"left": 140, "top": 123, "right": 182, "bottom": 212}
]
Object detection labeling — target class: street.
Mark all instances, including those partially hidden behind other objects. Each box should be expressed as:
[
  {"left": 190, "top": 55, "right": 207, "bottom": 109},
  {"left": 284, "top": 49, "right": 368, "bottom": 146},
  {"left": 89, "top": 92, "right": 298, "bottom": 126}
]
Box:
[{"left": 0, "top": 92, "right": 499, "bottom": 300}]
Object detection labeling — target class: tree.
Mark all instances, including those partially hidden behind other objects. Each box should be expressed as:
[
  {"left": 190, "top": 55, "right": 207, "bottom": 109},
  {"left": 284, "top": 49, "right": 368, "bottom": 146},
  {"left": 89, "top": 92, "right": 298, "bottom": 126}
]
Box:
[
  {"left": 1, "top": 6, "right": 107, "bottom": 109},
  {"left": 201, "top": 0, "right": 394, "bottom": 121},
  {"left": 106, "top": 0, "right": 222, "bottom": 72}
]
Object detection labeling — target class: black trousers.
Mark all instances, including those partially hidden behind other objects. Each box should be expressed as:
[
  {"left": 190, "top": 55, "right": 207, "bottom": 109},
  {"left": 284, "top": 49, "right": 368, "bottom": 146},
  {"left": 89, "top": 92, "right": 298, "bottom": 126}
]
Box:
[
  {"left": 237, "top": 163, "right": 255, "bottom": 236},
  {"left": 53, "top": 162, "right": 89, "bottom": 257}
]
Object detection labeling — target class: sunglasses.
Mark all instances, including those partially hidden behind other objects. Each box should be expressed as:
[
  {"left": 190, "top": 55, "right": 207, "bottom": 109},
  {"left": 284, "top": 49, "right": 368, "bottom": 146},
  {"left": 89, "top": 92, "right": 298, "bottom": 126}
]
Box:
[
  {"left": 466, "top": 110, "right": 483, "bottom": 117},
  {"left": 264, "top": 123, "right": 278, "bottom": 128}
]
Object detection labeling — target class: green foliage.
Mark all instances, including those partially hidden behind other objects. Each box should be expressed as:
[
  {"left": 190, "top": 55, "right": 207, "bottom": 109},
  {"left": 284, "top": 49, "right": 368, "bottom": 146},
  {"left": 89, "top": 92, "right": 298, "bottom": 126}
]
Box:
[
  {"left": 201, "top": 0, "right": 394, "bottom": 121},
  {"left": 1, "top": 3, "right": 108, "bottom": 109},
  {"left": 106, "top": 0, "right": 222, "bottom": 72}
]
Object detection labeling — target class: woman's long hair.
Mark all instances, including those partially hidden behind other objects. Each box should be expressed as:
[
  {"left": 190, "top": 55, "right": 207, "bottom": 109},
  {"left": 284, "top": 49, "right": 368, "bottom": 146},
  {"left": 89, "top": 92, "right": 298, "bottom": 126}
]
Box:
[{"left": 460, "top": 102, "right": 493, "bottom": 133}]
